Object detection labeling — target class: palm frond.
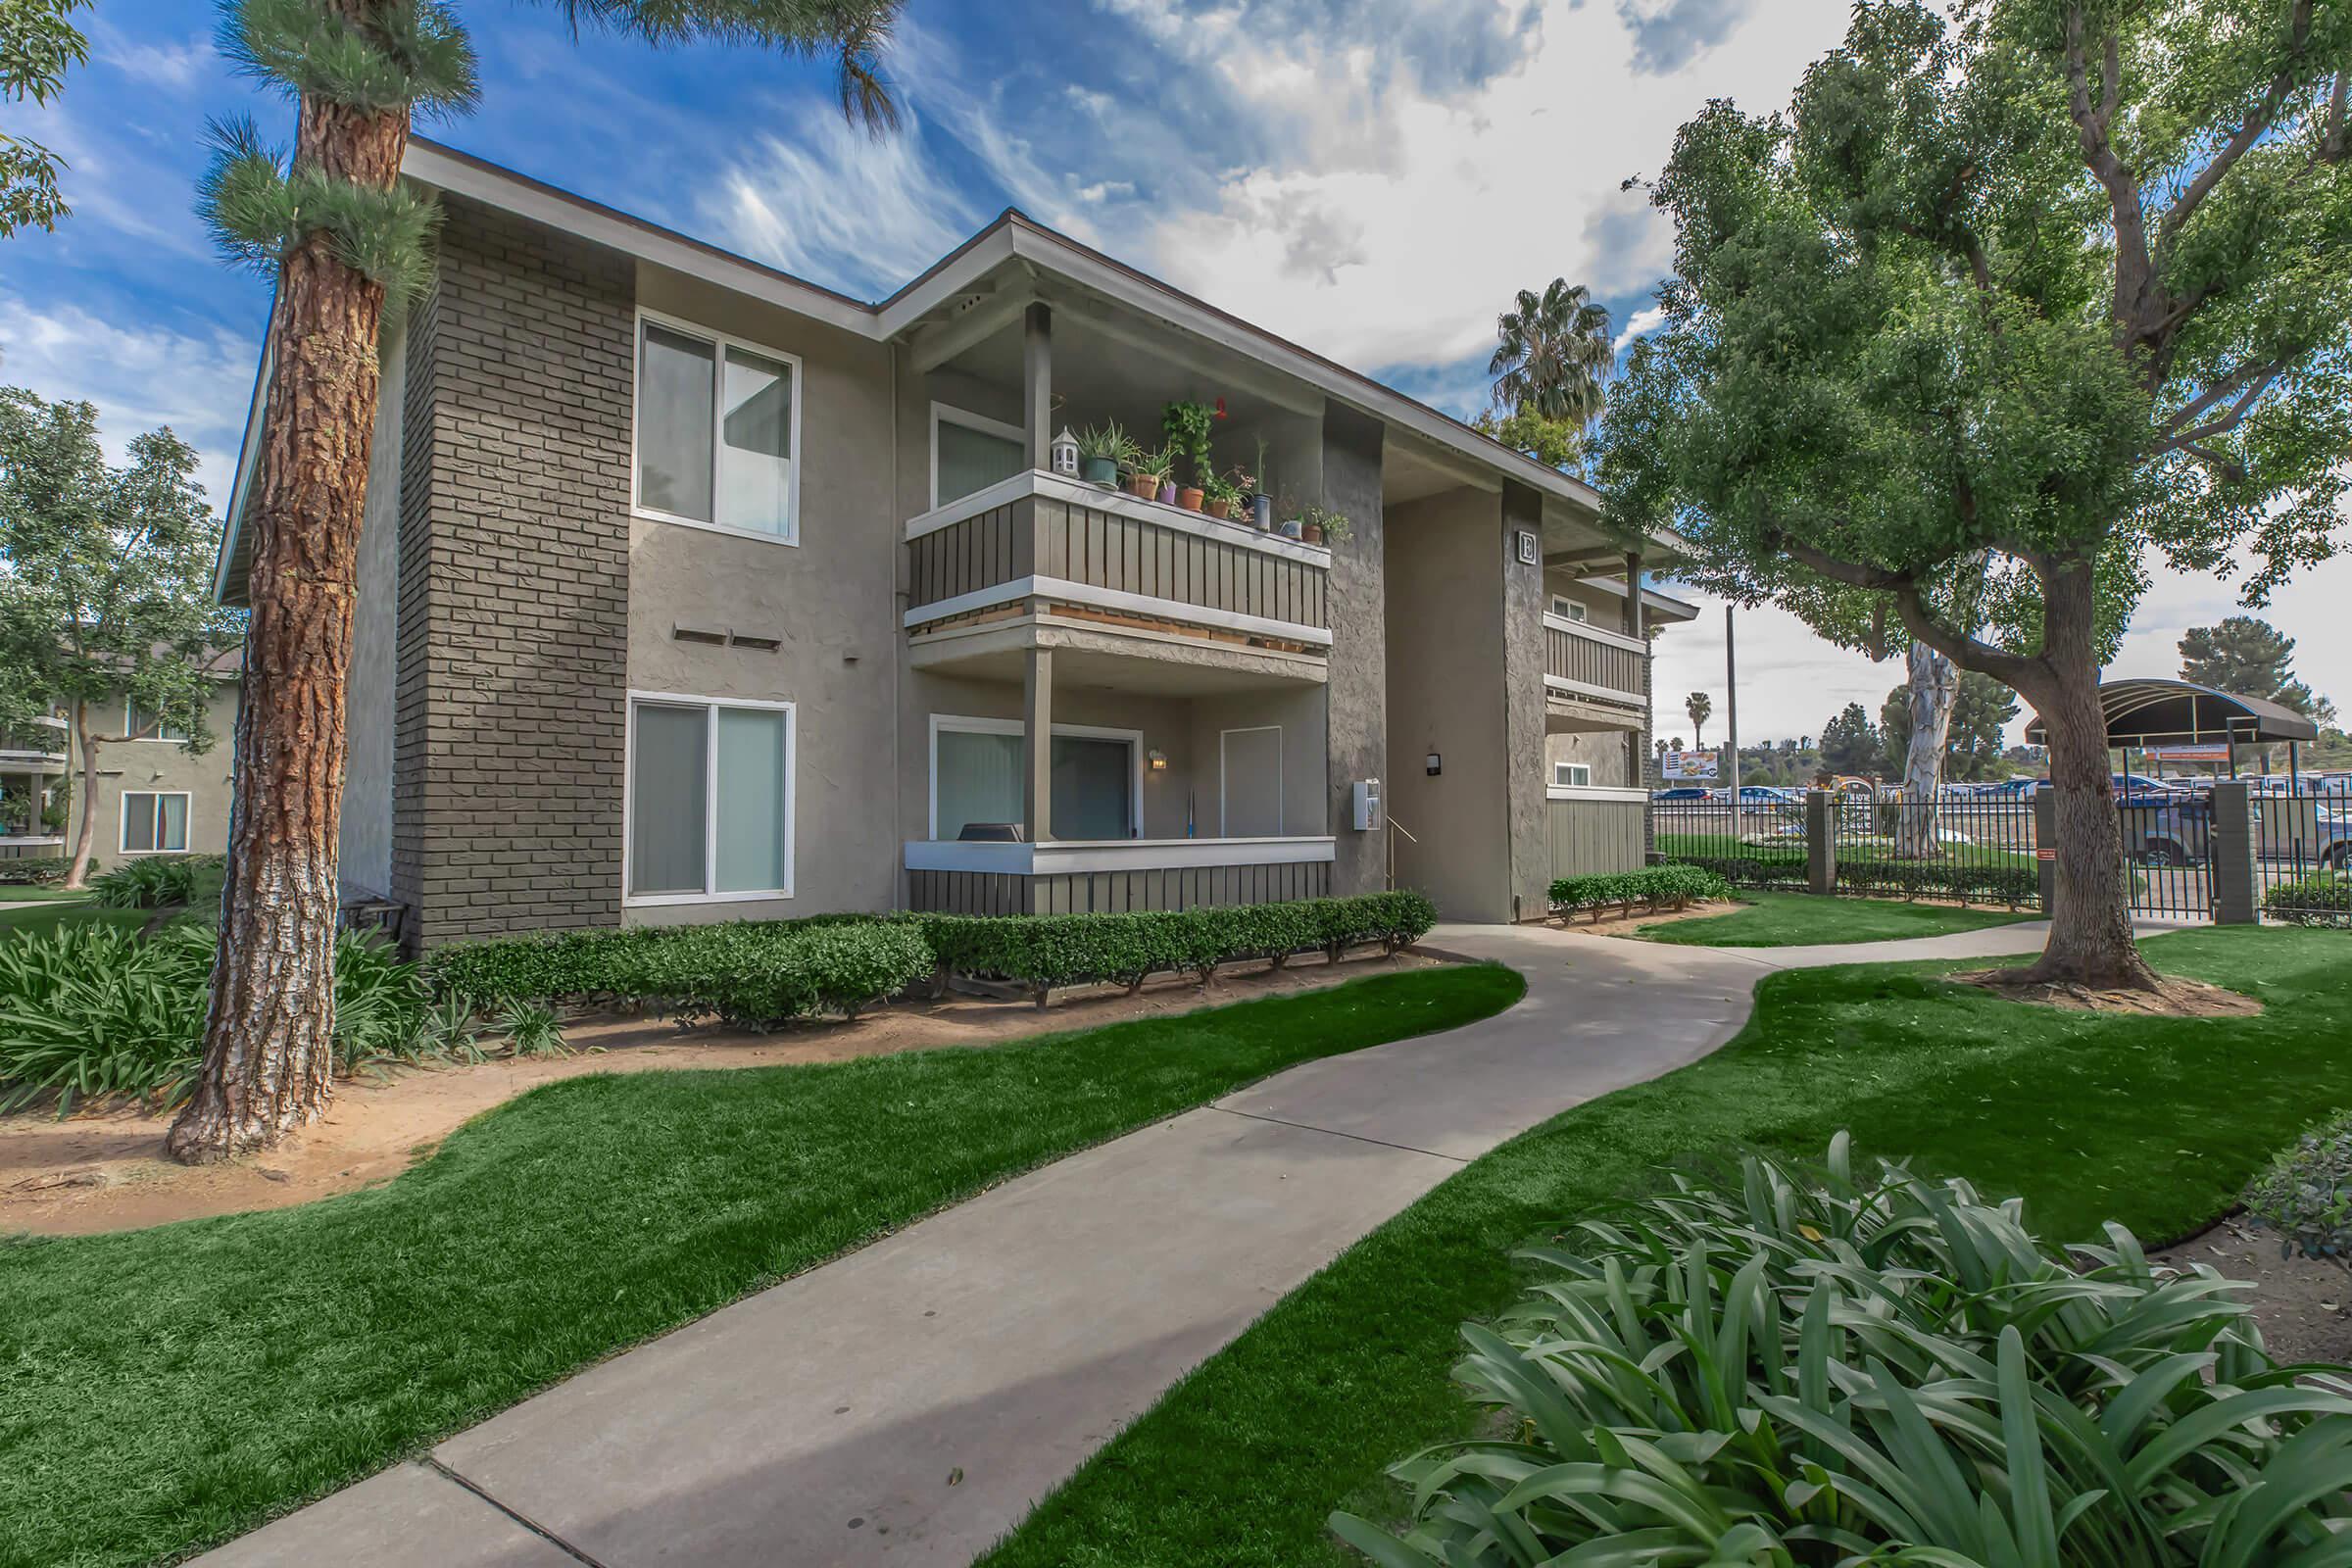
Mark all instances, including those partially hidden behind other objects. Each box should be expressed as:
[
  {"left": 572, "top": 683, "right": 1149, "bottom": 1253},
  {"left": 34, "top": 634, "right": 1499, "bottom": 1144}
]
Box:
[{"left": 524, "top": 0, "right": 901, "bottom": 131}]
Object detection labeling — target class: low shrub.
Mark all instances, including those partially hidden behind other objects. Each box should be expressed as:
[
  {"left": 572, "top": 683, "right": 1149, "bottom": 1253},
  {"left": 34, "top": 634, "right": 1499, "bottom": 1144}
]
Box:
[
  {"left": 86, "top": 855, "right": 226, "bottom": 910},
  {"left": 2267, "top": 872, "right": 2352, "bottom": 928},
  {"left": 0, "top": 923, "right": 442, "bottom": 1113},
  {"left": 1547, "top": 863, "right": 1729, "bottom": 920},
  {"left": 617, "top": 919, "right": 935, "bottom": 1025},
  {"left": 1333, "top": 1138, "right": 2352, "bottom": 1567},
  {"left": 919, "top": 891, "right": 1438, "bottom": 1004},
  {"left": 2244, "top": 1109, "right": 2352, "bottom": 1263},
  {"left": 0, "top": 856, "right": 83, "bottom": 887},
  {"left": 1838, "top": 856, "right": 2039, "bottom": 906},
  {"left": 1665, "top": 851, "right": 1809, "bottom": 891}
]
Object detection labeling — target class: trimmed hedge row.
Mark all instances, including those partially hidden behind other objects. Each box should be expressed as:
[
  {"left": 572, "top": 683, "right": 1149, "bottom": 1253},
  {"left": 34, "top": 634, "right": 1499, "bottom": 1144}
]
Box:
[
  {"left": 424, "top": 892, "right": 1441, "bottom": 1020},
  {"left": 423, "top": 914, "right": 930, "bottom": 1026},
  {"left": 1668, "top": 853, "right": 1809, "bottom": 892},
  {"left": 920, "top": 892, "right": 1438, "bottom": 1005},
  {"left": 2266, "top": 873, "right": 2351, "bottom": 928},
  {"left": 0, "top": 857, "right": 83, "bottom": 887},
  {"left": 1661, "top": 852, "right": 2038, "bottom": 906},
  {"left": 1548, "top": 864, "right": 1729, "bottom": 920}
]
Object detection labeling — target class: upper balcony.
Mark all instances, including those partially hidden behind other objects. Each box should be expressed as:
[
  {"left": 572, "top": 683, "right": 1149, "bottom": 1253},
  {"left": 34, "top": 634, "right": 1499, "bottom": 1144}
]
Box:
[
  {"left": 1543, "top": 612, "right": 1648, "bottom": 727},
  {"left": 904, "top": 469, "right": 1332, "bottom": 683},
  {"left": 0, "top": 714, "right": 69, "bottom": 772}
]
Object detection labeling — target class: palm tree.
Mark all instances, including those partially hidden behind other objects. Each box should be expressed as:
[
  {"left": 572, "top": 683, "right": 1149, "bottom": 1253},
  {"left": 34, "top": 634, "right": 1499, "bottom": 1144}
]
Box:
[
  {"left": 168, "top": 0, "right": 903, "bottom": 1164},
  {"left": 1488, "top": 278, "right": 1614, "bottom": 428},
  {"left": 1686, "top": 692, "right": 1712, "bottom": 748}
]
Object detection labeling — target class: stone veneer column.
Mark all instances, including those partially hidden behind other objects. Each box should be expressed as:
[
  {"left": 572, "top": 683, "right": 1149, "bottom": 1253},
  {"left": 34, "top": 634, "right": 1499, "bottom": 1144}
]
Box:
[
  {"left": 392, "top": 197, "right": 634, "bottom": 947},
  {"left": 1321, "top": 405, "right": 1387, "bottom": 896},
  {"left": 1500, "top": 481, "right": 1550, "bottom": 920}
]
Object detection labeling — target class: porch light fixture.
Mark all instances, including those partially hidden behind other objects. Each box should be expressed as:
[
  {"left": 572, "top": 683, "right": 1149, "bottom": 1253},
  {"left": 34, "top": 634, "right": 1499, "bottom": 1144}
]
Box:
[
  {"left": 1147, "top": 749, "right": 1168, "bottom": 771},
  {"left": 1050, "top": 427, "right": 1080, "bottom": 478},
  {"left": 1425, "top": 751, "right": 1443, "bottom": 776}
]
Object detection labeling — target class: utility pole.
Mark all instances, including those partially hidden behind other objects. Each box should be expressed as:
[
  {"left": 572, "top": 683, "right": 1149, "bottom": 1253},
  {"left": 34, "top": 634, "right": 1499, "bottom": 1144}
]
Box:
[{"left": 1724, "top": 604, "right": 1740, "bottom": 791}]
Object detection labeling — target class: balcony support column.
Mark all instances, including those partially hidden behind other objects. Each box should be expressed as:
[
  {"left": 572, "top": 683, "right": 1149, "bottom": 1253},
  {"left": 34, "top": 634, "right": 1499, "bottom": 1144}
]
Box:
[
  {"left": 1023, "top": 645, "right": 1054, "bottom": 844},
  {"left": 1022, "top": 301, "right": 1053, "bottom": 470},
  {"left": 1624, "top": 550, "right": 1647, "bottom": 797}
]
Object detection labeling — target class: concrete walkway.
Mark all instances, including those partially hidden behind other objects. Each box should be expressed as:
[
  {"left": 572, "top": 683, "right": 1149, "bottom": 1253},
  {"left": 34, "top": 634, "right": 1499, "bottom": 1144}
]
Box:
[{"left": 199, "top": 919, "right": 2072, "bottom": 1568}]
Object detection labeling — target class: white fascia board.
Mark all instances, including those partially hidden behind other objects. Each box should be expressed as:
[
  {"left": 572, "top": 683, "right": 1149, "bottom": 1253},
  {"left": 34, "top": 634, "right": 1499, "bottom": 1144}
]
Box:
[
  {"left": 1546, "top": 785, "right": 1651, "bottom": 804},
  {"left": 1545, "top": 672, "right": 1646, "bottom": 706},
  {"left": 906, "top": 837, "right": 1338, "bottom": 875},
  {"left": 906, "top": 575, "right": 1334, "bottom": 650},
  {"left": 1542, "top": 612, "right": 1648, "bottom": 655}
]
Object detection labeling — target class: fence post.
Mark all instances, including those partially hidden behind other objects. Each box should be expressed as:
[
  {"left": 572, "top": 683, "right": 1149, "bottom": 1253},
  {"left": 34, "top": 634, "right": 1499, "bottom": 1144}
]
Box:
[
  {"left": 2034, "top": 789, "right": 2056, "bottom": 914},
  {"left": 2210, "top": 779, "right": 2261, "bottom": 926},
  {"left": 1806, "top": 791, "right": 1836, "bottom": 896}
]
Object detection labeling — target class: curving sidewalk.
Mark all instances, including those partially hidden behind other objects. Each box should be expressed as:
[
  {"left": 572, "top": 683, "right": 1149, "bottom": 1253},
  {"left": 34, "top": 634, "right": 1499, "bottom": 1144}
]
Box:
[{"left": 198, "top": 918, "right": 2075, "bottom": 1568}]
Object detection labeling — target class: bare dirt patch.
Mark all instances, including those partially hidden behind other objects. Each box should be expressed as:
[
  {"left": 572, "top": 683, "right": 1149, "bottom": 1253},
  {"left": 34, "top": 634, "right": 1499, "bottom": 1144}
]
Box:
[
  {"left": 0, "top": 950, "right": 1436, "bottom": 1238},
  {"left": 2153, "top": 1218, "right": 2352, "bottom": 1367},
  {"left": 1947, "top": 968, "right": 2263, "bottom": 1018}
]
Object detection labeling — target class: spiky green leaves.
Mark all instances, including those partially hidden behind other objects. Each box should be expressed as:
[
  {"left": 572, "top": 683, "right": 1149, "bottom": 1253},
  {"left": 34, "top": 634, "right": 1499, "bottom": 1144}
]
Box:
[
  {"left": 530, "top": 0, "right": 900, "bottom": 130},
  {"left": 220, "top": 0, "right": 476, "bottom": 116},
  {"left": 199, "top": 117, "right": 438, "bottom": 307}
]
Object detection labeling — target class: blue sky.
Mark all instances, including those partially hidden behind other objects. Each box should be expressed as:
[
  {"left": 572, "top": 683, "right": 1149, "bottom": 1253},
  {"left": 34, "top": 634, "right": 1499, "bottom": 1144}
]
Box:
[{"left": 6, "top": 0, "right": 2346, "bottom": 745}]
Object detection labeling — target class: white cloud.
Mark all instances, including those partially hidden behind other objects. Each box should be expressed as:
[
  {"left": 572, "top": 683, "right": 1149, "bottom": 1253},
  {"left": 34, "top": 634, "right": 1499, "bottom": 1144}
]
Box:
[
  {"left": 0, "top": 293, "right": 259, "bottom": 504},
  {"left": 92, "top": 25, "right": 217, "bottom": 91},
  {"left": 1612, "top": 305, "right": 1667, "bottom": 352},
  {"left": 698, "top": 108, "right": 980, "bottom": 297}
]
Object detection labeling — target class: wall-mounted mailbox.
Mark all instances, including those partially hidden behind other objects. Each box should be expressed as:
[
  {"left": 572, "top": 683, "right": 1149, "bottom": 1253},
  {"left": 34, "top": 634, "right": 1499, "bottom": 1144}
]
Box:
[{"left": 1351, "top": 777, "right": 1384, "bottom": 832}]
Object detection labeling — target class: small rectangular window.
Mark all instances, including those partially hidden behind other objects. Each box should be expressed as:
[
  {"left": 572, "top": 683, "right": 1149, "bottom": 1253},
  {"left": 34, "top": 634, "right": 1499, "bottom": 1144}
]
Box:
[
  {"left": 125, "top": 699, "right": 188, "bottom": 743},
  {"left": 933, "top": 406, "right": 1027, "bottom": 509},
  {"left": 634, "top": 318, "right": 799, "bottom": 541},
  {"left": 1549, "top": 596, "right": 1589, "bottom": 623},
  {"left": 121, "top": 792, "right": 190, "bottom": 853},
  {"left": 1553, "top": 762, "right": 1593, "bottom": 788},
  {"left": 627, "top": 695, "right": 794, "bottom": 901}
]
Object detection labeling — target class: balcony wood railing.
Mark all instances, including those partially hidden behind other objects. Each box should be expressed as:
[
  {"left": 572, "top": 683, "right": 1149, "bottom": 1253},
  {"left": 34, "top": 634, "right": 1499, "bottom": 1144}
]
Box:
[{"left": 1544, "top": 613, "right": 1646, "bottom": 706}]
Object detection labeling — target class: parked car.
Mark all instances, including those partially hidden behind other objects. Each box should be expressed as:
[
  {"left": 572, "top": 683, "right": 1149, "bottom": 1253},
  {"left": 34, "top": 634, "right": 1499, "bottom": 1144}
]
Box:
[
  {"left": 1651, "top": 786, "right": 1714, "bottom": 803},
  {"left": 1731, "top": 785, "right": 1800, "bottom": 805}
]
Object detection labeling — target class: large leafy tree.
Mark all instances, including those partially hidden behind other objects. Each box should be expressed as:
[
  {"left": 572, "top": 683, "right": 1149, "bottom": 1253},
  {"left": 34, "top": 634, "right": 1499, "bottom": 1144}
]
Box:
[
  {"left": 1599, "top": 0, "right": 2352, "bottom": 991},
  {"left": 2179, "top": 614, "right": 2336, "bottom": 724},
  {"left": 1883, "top": 669, "right": 2021, "bottom": 783},
  {"left": 0, "top": 0, "right": 87, "bottom": 234},
  {"left": 1819, "top": 701, "right": 1885, "bottom": 777},
  {"left": 1489, "top": 279, "right": 1614, "bottom": 435},
  {"left": 167, "top": 0, "right": 904, "bottom": 1164},
  {"left": 0, "top": 390, "right": 244, "bottom": 884}
]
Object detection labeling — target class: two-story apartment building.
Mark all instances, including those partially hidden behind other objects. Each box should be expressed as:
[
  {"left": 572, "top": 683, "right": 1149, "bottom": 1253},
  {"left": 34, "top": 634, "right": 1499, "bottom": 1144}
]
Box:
[
  {"left": 215, "top": 139, "right": 1691, "bottom": 941},
  {"left": 0, "top": 669, "right": 240, "bottom": 864}
]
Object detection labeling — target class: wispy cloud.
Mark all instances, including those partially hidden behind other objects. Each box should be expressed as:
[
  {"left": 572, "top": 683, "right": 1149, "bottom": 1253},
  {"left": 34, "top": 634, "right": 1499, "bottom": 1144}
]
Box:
[
  {"left": 1613, "top": 305, "right": 1667, "bottom": 352},
  {"left": 1616, "top": 0, "right": 1762, "bottom": 75},
  {"left": 91, "top": 24, "right": 218, "bottom": 91}
]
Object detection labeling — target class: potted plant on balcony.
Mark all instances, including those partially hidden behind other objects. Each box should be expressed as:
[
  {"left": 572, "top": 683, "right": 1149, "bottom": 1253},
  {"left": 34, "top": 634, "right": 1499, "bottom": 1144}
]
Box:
[
  {"left": 1160, "top": 399, "right": 1215, "bottom": 513},
  {"left": 1128, "top": 444, "right": 1174, "bottom": 502},
  {"left": 1075, "top": 422, "right": 1127, "bottom": 487},
  {"left": 1300, "top": 503, "right": 1352, "bottom": 546},
  {"left": 1249, "top": 436, "right": 1274, "bottom": 529},
  {"left": 1272, "top": 489, "right": 1304, "bottom": 539},
  {"left": 1201, "top": 469, "right": 1243, "bottom": 520}
]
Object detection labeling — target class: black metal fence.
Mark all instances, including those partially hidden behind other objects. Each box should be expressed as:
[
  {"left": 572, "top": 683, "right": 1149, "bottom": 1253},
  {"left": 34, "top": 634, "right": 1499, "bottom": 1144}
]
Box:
[
  {"left": 1648, "top": 791, "right": 2039, "bottom": 907},
  {"left": 2255, "top": 781, "right": 2352, "bottom": 927},
  {"left": 2117, "top": 790, "right": 2215, "bottom": 919}
]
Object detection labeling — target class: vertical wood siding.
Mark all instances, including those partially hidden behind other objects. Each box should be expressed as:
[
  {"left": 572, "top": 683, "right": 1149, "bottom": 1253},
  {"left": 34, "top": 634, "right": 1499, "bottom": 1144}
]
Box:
[
  {"left": 907, "top": 859, "right": 1334, "bottom": 913},
  {"left": 1546, "top": 797, "right": 1648, "bottom": 878},
  {"left": 1545, "top": 622, "right": 1645, "bottom": 701}
]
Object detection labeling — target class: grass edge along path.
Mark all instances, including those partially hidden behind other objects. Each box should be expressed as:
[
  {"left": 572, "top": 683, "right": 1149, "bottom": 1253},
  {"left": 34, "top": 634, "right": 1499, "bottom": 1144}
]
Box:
[
  {"left": 1635, "top": 889, "right": 2043, "bottom": 947},
  {"left": 977, "top": 926, "right": 2352, "bottom": 1568},
  {"left": 0, "top": 962, "right": 1524, "bottom": 1568}
]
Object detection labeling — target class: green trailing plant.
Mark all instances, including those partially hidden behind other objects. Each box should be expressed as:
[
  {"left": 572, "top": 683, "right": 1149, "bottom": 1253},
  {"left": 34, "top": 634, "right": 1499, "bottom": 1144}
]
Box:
[
  {"left": 1201, "top": 469, "right": 1244, "bottom": 512},
  {"left": 1548, "top": 864, "right": 1728, "bottom": 920},
  {"left": 2244, "top": 1110, "right": 2352, "bottom": 1265},
  {"left": 1333, "top": 1137, "right": 2352, "bottom": 1567},
  {"left": 1301, "top": 503, "right": 1352, "bottom": 543},
  {"left": 1159, "top": 400, "right": 1216, "bottom": 487}
]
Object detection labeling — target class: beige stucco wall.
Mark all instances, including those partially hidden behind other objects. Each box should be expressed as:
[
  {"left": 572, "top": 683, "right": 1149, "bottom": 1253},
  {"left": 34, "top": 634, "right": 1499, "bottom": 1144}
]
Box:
[
  {"left": 71, "top": 682, "right": 240, "bottom": 865},
  {"left": 622, "top": 263, "right": 904, "bottom": 925},
  {"left": 1383, "top": 484, "right": 1512, "bottom": 921}
]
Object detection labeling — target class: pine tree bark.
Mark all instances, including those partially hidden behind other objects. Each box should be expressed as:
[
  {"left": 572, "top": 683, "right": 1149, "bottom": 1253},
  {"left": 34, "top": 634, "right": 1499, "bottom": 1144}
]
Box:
[
  {"left": 1894, "top": 641, "right": 1956, "bottom": 859},
  {"left": 2018, "top": 562, "right": 2159, "bottom": 991},
  {"left": 167, "top": 87, "right": 409, "bottom": 1164}
]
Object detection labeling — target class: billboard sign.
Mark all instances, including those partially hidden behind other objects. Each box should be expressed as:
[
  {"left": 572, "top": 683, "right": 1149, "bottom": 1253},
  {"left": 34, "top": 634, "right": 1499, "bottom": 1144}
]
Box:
[
  {"left": 1662, "top": 750, "right": 1719, "bottom": 782},
  {"left": 2143, "top": 742, "right": 2231, "bottom": 763}
]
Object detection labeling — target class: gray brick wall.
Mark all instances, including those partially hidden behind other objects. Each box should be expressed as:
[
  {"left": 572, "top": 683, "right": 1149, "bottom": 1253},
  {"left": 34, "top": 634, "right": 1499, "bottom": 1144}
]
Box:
[{"left": 391, "top": 198, "right": 633, "bottom": 946}]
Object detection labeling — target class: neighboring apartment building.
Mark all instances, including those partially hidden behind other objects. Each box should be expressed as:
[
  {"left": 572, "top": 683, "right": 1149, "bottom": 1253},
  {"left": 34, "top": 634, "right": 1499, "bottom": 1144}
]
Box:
[
  {"left": 214, "top": 139, "right": 1690, "bottom": 941},
  {"left": 0, "top": 667, "right": 240, "bottom": 864}
]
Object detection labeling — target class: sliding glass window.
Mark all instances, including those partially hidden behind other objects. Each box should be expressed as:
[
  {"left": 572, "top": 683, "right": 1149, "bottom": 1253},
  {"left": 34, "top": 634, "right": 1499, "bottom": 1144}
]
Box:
[
  {"left": 635, "top": 316, "right": 800, "bottom": 542},
  {"left": 628, "top": 695, "right": 796, "bottom": 902}
]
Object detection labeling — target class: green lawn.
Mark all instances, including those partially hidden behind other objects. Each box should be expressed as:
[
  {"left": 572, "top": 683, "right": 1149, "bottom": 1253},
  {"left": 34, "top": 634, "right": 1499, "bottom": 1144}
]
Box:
[
  {"left": 0, "top": 963, "right": 1524, "bottom": 1568},
  {"left": 0, "top": 901, "right": 142, "bottom": 939},
  {"left": 1635, "top": 890, "right": 2042, "bottom": 947},
  {"left": 0, "top": 884, "right": 84, "bottom": 904},
  {"left": 979, "top": 927, "right": 2350, "bottom": 1568}
]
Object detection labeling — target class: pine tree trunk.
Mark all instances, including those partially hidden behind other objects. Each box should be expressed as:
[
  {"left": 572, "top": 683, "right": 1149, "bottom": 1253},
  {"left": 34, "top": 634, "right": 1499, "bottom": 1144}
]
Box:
[
  {"left": 2021, "top": 564, "right": 2158, "bottom": 991},
  {"left": 167, "top": 88, "right": 408, "bottom": 1164},
  {"left": 1894, "top": 642, "right": 1956, "bottom": 858},
  {"left": 63, "top": 702, "right": 99, "bottom": 890}
]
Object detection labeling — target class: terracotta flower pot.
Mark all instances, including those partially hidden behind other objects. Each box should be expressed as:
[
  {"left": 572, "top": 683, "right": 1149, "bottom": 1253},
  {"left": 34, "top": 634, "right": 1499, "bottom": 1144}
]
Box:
[
  {"left": 1206, "top": 498, "right": 1233, "bottom": 519},
  {"left": 1125, "top": 472, "right": 1156, "bottom": 499},
  {"left": 1177, "top": 486, "right": 1204, "bottom": 513},
  {"left": 1302, "top": 521, "right": 1324, "bottom": 544}
]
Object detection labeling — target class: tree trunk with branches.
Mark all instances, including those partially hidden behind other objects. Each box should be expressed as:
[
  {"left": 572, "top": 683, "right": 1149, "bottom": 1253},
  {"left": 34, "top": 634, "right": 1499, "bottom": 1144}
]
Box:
[{"left": 1893, "top": 642, "right": 1957, "bottom": 860}]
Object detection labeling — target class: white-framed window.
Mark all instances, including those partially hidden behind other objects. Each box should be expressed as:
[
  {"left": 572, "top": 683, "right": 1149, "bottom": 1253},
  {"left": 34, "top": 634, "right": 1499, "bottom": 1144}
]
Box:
[
  {"left": 124, "top": 698, "right": 188, "bottom": 743},
  {"left": 632, "top": 310, "right": 802, "bottom": 545},
  {"left": 928, "top": 714, "right": 1142, "bottom": 842},
  {"left": 1548, "top": 595, "right": 1590, "bottom": 623},
  {"left": 121, "top": 791, "right": 190, "bottom": 853},
  {"left": 1553, "top": 761, "right": 1593, "bottom": 788},
  {"left": 624, "top": 692, "right": 796, "bottom": 904},
  {"left": 930, "top": 403, "right": 1028, "bottom": 510}
]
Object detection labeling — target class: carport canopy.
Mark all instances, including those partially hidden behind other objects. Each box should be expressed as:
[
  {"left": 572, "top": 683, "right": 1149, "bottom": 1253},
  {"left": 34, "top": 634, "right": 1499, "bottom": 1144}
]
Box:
[{"left": 2024, "top": 677, "right": 2320, "bottom": 747}]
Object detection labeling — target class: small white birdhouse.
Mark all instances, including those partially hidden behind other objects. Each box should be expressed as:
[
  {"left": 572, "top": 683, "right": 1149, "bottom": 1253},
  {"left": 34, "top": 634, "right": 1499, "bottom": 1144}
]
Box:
[{"left": 1050, "top": 427, "right": 1080, "bottom": 478}]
